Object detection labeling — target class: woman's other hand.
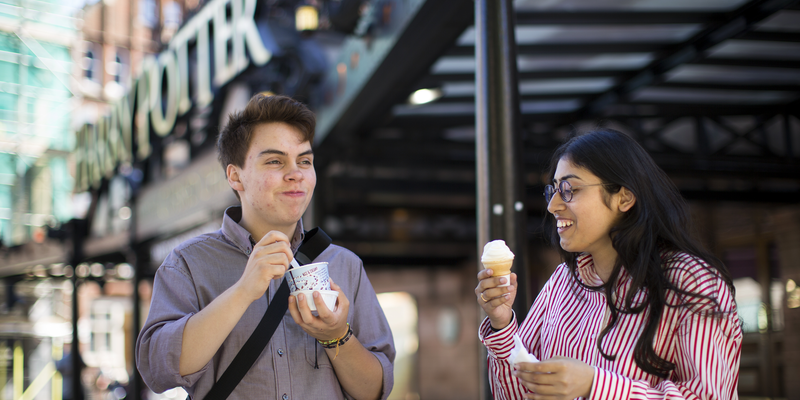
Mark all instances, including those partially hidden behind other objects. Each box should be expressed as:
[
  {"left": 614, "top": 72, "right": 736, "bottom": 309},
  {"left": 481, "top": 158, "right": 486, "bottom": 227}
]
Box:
[
  {"left": 513, "top": 356, "right": 595, "bottom": 400},
  {"left": 475, "top": 269, "right": 517, "bottom": 331}
]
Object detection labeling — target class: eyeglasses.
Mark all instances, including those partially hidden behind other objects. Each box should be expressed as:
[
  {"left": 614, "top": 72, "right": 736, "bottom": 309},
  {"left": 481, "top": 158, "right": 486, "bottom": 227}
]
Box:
[{"left": 544, "top": 181, "right": 609, "bottom": 203}]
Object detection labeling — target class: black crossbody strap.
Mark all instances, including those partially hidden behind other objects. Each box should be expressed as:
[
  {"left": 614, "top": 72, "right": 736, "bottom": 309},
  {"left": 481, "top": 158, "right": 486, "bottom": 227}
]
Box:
[
  {"left": 202, "top": 227, "right": 332, "bottom": 400},
  {"left": 294, "top": 228, "right": 331, "bottom": 265}
]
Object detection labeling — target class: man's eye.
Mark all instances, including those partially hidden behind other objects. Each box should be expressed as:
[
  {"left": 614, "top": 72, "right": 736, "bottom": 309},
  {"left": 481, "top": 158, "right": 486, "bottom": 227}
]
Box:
[
  {"left": 300, "top": 159, "right": 313, "bottom": 165},
  {"left": 266, "top": 159, "right": 281, "bottom": 164}
]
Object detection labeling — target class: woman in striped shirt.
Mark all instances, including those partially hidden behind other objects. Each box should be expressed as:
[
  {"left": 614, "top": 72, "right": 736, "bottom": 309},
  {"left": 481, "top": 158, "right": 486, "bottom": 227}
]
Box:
[{"left": 476, "top": 129, "right": 742, "bottom": 400}]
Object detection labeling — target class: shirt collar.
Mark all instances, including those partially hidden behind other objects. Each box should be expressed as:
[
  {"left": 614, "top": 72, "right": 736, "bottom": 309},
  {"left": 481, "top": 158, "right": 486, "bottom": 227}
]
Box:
[
  {"left": 574, "top": 252, "right": 631, "bottom": 289},
  {"left": 222, "top": 206, "right": 305, "bottom": 256}
]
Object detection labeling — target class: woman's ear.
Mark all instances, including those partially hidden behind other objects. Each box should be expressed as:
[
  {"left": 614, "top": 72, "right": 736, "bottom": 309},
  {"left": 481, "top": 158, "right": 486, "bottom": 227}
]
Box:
[
  {"left": 227, "top": 164, "right": 244, "bottom": 192},
  {"left": 618, "top": 187, "right": 636, "bottom": 213}
]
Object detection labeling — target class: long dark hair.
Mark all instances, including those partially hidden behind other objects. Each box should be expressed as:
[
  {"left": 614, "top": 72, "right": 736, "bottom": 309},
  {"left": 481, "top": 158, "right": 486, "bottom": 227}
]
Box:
[{"left": 547, "top": 128, "right": 734, "bottom": 379}]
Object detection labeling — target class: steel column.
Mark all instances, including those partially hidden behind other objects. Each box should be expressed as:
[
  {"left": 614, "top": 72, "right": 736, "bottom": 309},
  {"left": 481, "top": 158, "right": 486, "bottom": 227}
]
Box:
[
  {"left": 130, "top": 190, "right": 144, "bottom": 400},
  {"left": 69, "top": 219, "right": 87, "bottom": 400},
  {"left": 475, "top": 0, "right": 527, "bottom": 397}
]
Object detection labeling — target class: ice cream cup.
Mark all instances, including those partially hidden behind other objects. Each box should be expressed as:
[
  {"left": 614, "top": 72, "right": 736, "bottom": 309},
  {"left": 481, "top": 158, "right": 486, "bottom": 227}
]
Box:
[
  {"left": 482, "top": 259, "right": 513, "bottom": 287},
  {"left": 291, "top": 289, "right": 338, "bottom": 314},
  {"left": 285, "top": 262, "right": 330, "bottom": 292}
]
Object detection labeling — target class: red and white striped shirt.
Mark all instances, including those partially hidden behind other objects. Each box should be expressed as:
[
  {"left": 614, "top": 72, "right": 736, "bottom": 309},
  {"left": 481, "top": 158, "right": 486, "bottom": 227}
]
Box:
[{"left": 480, "top": 251, "right": 742, "bottom": 400}]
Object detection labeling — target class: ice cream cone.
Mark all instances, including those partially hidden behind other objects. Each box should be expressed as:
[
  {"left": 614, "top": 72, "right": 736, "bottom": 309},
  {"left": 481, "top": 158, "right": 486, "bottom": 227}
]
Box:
[
  {"left": 481, "top": 240, "right": 515, "bottom": 287},
  {"left": 482, "top": 259, "right": 513, "bottom": 275},
  {"left": 482, "top": 259, "right": 513, "bottom": 286}
]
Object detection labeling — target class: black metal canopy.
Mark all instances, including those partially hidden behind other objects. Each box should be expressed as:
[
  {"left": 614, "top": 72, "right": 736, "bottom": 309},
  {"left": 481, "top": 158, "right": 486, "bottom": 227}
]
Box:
[{"left": 309, "top": 0, "right": 800, "bottom": 266}]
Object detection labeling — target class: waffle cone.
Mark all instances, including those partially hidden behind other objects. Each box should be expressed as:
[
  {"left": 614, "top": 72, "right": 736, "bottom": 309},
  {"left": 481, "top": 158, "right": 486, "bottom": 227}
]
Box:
[{"left": 482, "top": 259, "right": 513, "bottom": 275}]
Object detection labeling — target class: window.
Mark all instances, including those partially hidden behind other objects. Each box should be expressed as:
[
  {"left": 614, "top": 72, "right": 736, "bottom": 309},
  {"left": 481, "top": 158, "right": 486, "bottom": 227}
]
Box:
[
  {"left": 83, "top": 49, "right": 95, "bottom": 80},
  {"left": 377, "top": 292, "right": 419, "bottom": 400}
]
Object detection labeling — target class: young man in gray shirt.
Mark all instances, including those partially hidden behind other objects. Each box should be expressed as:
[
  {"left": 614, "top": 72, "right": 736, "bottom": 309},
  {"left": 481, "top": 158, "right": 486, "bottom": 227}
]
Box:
[{"left": 136, "top": 94, "right": 395, "bottom": 399}]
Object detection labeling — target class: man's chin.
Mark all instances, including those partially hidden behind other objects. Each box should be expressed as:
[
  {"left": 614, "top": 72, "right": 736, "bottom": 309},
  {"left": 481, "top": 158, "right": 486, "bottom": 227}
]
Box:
[{"left": 274, "top": 209, "right": 308, "bottom": 225}]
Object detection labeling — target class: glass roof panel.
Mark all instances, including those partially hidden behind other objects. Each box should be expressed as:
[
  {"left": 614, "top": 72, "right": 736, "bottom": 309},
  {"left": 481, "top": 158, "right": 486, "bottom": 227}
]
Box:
[
  {"left": 431, "top": 57, "right": 475, "bottom": 74},
  {"left": 515, "top": 25, "right": 701, "bottom": 44},
  {"left": 519, "top": 77, "right": 616, "bottom": 94},
  {"left": 665, "top": 65, "right": 800, "bottom": 84},
  {"left": 456, "top": 25, "right": 701, "bottom": 45},
  {"left": 392, "top": 99, "right": 582, "bottom": 116},
  {"left": 513, "top": 0, "right": 749, "bottom": 11},
  {"left": 441, "top": 82, "right": 477, "bottom": 97},
  {"left": 630, "top": 87, "right": 797, "bottom": 104},
  {"left": 517, "top": 53, "right": 654, "bottom": 71},
  {"left": 755, "top": 10, "right": 800, "bottom": 32},
  {"left": 431, "top": 53, "right": 654, "bottom": 74},
  {"left": 440, "top": 78, "right": 615, "bottom": 96},
  {"left": 393, "top": 103, "right": 475, "bottom": 116},
  {"left": 520, "top": 99, "right": 583, "bottom": 113},
  {"left": 707, "top": 40, "right": 800, "bottom": 61}
]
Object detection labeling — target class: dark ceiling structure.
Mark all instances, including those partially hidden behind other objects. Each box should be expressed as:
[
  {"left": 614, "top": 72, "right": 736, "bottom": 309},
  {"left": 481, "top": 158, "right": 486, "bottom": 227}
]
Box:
[{"left": 309, "top": 0, "right": 800, "bottom": 267}]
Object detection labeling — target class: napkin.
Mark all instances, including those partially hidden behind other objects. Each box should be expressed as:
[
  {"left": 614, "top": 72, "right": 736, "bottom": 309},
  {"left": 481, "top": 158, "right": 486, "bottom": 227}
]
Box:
[{"left": 508, "top": 334, "right": 538, "bottom": 365}]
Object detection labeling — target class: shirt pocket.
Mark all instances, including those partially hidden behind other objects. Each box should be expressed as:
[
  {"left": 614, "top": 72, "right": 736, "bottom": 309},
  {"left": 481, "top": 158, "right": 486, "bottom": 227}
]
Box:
[{"left": 304, "top": 334, "right": 333, "bottom": 369}]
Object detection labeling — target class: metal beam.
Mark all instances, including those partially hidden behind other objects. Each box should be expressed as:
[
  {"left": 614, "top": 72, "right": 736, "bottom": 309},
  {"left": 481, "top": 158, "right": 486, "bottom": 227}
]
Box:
[
  {"left": 692, "top": 57, "right": 800, "bottom": 69},
  {"left": 739, "top": 30, "right": 800, "bottom": 42},
  {"left": 577, "top": 0, "right": 799, "bottom": 118},
  {"left": 446, "top": 42, "right": 670, "bottom": 57},
  {"left": 601, "top": 102, "right": 799, "bottom": 117},
  {"left": 707, "top": 115, "right": 778, "bottom": 157},
  {"left": 418, "top": 69, "right": 629, "bottom": 87},
  {"left": 313, "top": 0, "right": 473, "bottom": 146},
  {"left": 330, "top": 176, "right": 475, "bottom": 195},
  {"left": 437, "top": 93, "right": 592, "bottom": 103},
  {"left": 680, "top": 189, "right": 800, "bottom": 203},
  {"left": 650, "top": 154, "right": 800, "bottom": 179},
  {"left": 656, "top": 81, "right": 800, "bottom": 92},
  {"left": 514, "top": 11, "right": 727, "bottom": 25}
]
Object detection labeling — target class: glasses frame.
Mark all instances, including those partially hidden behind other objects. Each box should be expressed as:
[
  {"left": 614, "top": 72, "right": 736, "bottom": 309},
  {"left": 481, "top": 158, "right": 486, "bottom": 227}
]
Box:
[{"left": 544, "top": 181, "right": 610, "bottom": 203}]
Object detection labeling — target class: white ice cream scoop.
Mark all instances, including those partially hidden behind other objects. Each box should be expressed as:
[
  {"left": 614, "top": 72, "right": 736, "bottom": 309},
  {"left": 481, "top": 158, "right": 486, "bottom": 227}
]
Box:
[{"left": 481, "top": 240, "right": 514, "bottom": 263}]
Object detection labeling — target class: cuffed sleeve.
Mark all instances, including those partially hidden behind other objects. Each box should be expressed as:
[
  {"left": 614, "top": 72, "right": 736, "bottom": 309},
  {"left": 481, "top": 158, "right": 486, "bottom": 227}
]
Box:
[
  {"left": 480, "top": 274, "right": 552, "bottom": 400},
  {"left": 478, "top": 312, "right": 518, "bottom": 360},
  {"left": 344, "top": 257, "right": 396, "bottom": 400}
]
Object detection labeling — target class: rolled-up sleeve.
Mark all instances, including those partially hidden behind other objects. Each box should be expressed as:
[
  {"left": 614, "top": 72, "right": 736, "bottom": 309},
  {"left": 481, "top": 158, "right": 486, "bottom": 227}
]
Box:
[
  {"left": 479, "top": 277, "right": 552, "bottom": 400},
  {"left": 348, "top": 262, "right": 396, "bottom": 400},
  {"left": 136, "top": 258, "right": 207, "bottom": 393}
]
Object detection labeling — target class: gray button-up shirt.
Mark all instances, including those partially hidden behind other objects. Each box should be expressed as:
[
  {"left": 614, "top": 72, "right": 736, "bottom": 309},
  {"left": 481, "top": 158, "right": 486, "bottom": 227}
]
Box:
[{"left": 136, "top": 206, "right": 395, "bottom": 399}]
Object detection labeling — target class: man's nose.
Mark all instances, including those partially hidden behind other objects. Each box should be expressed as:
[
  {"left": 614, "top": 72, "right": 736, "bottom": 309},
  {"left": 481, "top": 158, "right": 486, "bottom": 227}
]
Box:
[{"left": 285, "top": 163, "right": 304, "bottom": 181}]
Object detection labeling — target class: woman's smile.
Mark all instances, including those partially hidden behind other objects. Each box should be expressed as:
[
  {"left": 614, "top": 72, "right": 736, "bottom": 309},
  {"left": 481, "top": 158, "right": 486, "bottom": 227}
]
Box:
[{"left": 556, "top": 218, "right": 574, "bottom": 232}]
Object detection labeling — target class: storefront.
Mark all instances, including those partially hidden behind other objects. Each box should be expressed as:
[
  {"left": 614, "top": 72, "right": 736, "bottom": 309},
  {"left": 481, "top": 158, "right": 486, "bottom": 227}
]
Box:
[{"left": 3, "top": 0, "right": 333, "bottom": 398}]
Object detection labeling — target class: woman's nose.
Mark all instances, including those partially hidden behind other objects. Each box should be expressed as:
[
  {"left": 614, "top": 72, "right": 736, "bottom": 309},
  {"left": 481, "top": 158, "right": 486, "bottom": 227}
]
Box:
[{"left": 547, "top": 192, "right": 565, "bottom": 214}]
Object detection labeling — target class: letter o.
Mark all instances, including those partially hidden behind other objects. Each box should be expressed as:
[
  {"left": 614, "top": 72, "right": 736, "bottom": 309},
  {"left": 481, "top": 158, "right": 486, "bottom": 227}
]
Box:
[{"left": 150, "top": 51, "right": 180, "bottom": 137}]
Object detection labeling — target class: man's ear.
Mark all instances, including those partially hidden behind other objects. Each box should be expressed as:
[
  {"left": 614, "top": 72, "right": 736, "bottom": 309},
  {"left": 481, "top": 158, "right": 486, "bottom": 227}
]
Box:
[
  {"left": 226, "top": 164, "right": 244, "bottom": 192},
  {"left": 618, "top": 187, "right": 636, "bottom": 213}
]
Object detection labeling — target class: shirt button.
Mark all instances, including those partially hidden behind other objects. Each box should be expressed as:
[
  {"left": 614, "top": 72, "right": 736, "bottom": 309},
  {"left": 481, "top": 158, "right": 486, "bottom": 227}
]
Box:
[
  {"left": 245, "top": 249, "right": 251, "bottom": 255},
  {"left": 282, "top": 394, "right": 288, "bottom": 400},
  {"left": 277, "top": 348, "right": 284, "bottom": 356}
]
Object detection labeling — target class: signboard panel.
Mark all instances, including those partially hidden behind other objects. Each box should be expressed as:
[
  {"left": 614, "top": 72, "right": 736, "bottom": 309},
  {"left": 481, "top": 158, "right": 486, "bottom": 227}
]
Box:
[
  {"left": 136, "top": 151, "right": 236, "bottom": 240},
  {"left": 74, "top": 0, "right": 275, "bottom": 192}
]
